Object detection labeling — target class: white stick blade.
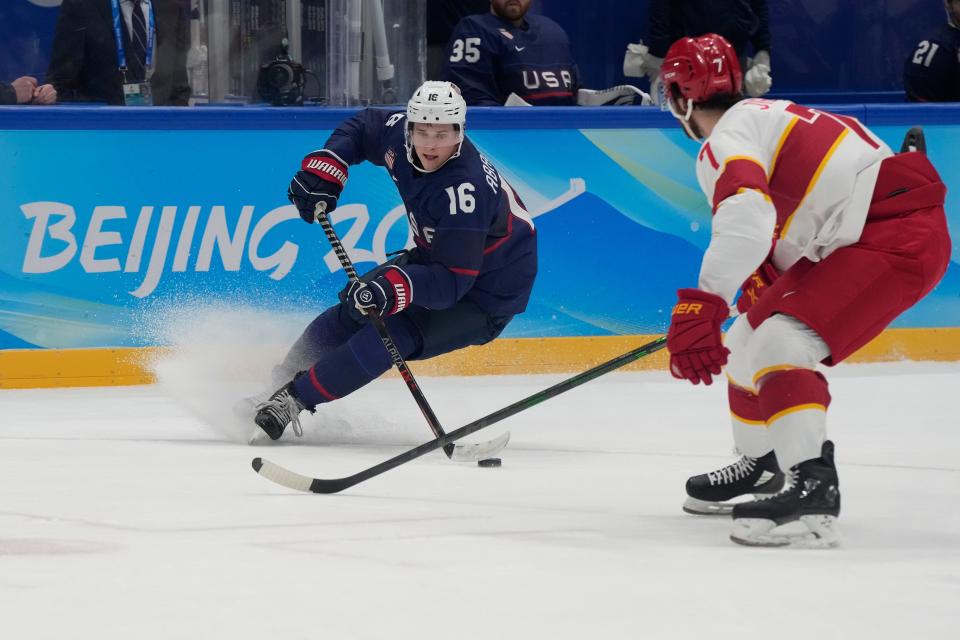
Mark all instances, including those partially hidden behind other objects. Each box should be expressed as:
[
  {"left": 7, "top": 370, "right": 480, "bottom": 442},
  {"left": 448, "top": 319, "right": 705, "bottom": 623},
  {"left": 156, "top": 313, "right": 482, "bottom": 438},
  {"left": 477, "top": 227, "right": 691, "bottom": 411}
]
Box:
[{"left": 450, "top": 431, "right": 511, "bottom": 462}]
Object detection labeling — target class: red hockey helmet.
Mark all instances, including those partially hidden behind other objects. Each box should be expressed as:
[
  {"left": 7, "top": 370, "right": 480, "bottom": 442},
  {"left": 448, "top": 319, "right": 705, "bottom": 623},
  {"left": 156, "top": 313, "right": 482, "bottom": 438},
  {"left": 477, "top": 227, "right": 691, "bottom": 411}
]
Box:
[{"left": 660, "top": 34, "right": 743, "bottom": 106}]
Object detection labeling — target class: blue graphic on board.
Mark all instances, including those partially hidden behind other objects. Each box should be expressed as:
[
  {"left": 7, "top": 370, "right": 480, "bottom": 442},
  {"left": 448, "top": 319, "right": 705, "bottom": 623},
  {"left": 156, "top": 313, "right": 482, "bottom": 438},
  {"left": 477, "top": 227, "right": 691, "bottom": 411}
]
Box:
[
  {"left": 516, "top": 191, "right": 702, "bottom": 336},
  {"left": 0, "top": 120, "right": 957, "bottom": 350}
]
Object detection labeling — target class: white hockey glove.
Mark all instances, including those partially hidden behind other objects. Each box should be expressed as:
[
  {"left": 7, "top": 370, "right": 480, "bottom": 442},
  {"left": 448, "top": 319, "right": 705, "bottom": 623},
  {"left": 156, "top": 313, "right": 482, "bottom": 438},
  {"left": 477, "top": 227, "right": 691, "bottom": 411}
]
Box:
[
  {"left": 577, "top": 85, "right": 652, "bottom": 106},
  {"left": 504, "top": 92, "right": 533, "bottom": 107},
  {"left": 743, "top": 50, "right": 772, "bottom": 97},
  {"left": 623, "top": 41, "right": 663, "bottom": 81},
  {"left": 623, "top": 42, "right": 648, "bottom": 77}
]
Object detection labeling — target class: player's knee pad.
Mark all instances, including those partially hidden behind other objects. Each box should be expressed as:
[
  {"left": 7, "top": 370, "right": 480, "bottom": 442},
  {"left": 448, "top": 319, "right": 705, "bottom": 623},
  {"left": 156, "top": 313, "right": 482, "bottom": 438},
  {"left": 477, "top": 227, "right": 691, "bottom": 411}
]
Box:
[
  {"left": 757, "top": 367, "right": 831, "bottom": 423},
  {"left": 747, "top": 314, "right": 830, "bottom": 386},
  {"left": 301, "top": 304, "right": 364, "bottom": 348},
  {"left": 728, "top": 382, "right": 763, "bottom": 423}
]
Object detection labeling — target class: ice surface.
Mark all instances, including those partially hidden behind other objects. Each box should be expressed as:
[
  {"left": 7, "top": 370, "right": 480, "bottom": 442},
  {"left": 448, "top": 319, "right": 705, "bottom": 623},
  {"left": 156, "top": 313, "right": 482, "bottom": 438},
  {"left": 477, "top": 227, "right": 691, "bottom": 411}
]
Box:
[{"left": 2, "top": 361, "right": 959, "bottom": 639}]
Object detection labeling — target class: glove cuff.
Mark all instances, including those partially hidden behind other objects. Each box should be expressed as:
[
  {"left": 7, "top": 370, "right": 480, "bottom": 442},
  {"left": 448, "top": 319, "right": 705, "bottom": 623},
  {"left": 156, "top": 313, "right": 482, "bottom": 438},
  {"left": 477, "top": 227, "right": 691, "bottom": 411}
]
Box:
[
  {"left": 302, "top": 149, "right": 349, "bottom": 188},
  {"left": 674, "top": 288, "right": 729, "bottom": 320},
  {"left": 382, "top": 266, "right": 413, "bottom": 315}
]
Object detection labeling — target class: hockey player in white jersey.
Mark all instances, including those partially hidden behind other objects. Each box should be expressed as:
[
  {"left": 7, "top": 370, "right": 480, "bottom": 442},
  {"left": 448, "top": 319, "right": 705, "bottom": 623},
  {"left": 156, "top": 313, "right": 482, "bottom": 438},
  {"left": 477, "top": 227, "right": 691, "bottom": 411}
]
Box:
[{"left": 659, "top": 34, "right": 951, "bottom": 547}]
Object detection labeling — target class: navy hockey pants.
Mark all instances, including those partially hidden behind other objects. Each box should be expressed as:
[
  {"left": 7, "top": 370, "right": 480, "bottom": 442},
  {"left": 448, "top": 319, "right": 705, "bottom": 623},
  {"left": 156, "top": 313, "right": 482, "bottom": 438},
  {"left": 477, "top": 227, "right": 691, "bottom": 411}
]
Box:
[{"left": 281, "top": 262, "right": 512, "bottom": 409}]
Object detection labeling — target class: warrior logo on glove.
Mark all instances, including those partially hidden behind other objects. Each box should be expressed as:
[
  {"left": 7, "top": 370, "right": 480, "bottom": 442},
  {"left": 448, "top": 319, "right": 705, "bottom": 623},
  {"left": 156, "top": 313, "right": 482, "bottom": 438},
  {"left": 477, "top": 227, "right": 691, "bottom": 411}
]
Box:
[
  {"left": 303, "top": 157, "right": 348, "bottom": 186},
  {"left": 288, "top": 150, "right": 349, "bottom": 223}
]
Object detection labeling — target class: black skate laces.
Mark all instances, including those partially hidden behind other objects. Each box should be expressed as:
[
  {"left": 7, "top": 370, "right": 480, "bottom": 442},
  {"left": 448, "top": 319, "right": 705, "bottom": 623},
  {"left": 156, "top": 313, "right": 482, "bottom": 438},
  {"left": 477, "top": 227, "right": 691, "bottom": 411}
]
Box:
[{"left": 708, "top": 456, "right": 757, "bottom": 485}]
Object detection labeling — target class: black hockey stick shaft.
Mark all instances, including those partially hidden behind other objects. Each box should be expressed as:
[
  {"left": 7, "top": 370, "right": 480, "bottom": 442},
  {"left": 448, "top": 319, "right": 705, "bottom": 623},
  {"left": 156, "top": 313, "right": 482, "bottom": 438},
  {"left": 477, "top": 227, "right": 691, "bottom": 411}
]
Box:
[
  {"left": 255, "top": 335, "right": 668, "bottom": 493},
  {"left": 314, "top": 203, "right": 457, "bottom": 458}
]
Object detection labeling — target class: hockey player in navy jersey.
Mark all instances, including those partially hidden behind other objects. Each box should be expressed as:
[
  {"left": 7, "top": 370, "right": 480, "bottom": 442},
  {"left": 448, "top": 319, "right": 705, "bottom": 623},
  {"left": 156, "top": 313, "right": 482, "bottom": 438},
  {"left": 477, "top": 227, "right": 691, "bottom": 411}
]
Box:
[
  {"left": 250, "top": 81, "right": 538, "bottom": 441},
  {"left": 441, "top": 0, "right": 650, "bottom": 107},
  {"left": 904, "top": 0, "right": 960, "bottom": 102}
]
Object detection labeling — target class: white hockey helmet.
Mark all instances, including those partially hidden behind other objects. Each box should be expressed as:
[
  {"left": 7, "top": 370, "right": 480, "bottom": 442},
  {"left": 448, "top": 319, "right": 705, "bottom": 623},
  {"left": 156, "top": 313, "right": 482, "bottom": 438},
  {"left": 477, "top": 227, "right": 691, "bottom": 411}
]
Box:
[{"left": 405, "top": 81, "right": 467, "bottom": 172}]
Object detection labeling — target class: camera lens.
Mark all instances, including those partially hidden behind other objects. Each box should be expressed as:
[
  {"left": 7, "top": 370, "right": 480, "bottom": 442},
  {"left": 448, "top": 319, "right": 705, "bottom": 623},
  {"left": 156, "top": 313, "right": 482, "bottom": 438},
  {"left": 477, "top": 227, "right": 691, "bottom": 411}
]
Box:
[
  {"left": 258, "top": 56, "right": 304, "bottom": 105},
  {"left": 268, "top": 64, "right": 292, "bottom": 89}
]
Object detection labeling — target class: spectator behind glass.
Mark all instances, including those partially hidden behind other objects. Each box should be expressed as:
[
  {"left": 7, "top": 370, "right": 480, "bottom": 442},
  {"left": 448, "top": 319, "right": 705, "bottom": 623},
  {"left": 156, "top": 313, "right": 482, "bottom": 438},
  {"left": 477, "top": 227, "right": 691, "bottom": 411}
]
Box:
[
  {"left": 1, "top": 77, "right": 57, "bottom": 105},
  {"left": 427, "top": 0, "right": 489, "bottom": 80},
  {"left": 904, "top": 0, "right": 960, "bottom": 102},
  {"left": 46, "top": 0, "right": 191, "bottom": 106},
  {"left": 624, "top": 0, "right": 772, "bottom": 100},
  {"left": 441, "top": 0, "right": 650, "bottom": 107}
]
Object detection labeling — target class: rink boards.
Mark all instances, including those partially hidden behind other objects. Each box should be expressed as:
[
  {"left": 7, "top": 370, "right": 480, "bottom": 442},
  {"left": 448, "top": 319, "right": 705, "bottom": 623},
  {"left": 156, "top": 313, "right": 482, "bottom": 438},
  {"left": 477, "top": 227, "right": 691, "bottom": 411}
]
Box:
[{"left": 0, "top": 105, "right": 958, "bottom": 387}]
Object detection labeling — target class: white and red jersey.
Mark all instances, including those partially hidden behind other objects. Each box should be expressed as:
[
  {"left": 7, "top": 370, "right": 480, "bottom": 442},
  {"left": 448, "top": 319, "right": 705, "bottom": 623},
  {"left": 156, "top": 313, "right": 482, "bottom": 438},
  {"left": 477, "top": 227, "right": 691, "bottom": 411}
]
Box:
[{"left": 694, "top": 99, "right": 893, "bottom": 303}]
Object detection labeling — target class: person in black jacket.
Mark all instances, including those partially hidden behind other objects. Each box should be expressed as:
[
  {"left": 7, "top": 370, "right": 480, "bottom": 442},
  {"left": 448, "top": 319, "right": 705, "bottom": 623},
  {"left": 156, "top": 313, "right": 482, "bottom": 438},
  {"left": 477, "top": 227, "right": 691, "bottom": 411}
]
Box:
[
  {"left": 46, "top": 0, "right": 191, "bottom": 106},
  {"left": 427, "top": 0, "right": 489, "bottom": 80},
  {"left": 624, "top": 0, "right": 772, "bottom": 99},
  {"left": 904, "top": 0, "right": 960, "bottom": 102},
  {"left": 1, "top": 76, "right": 57, "bottom": 105}
]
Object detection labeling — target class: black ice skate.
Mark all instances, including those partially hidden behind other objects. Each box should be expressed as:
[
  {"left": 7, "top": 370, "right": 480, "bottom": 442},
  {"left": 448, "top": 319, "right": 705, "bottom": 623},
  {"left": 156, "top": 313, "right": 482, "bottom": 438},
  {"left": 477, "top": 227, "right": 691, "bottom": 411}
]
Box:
[
  {"left": 730, "top": 441, "right": 840, "bottom": 549},
  {"left": 253, "top": 383, "right": 308, "bottom": 441},
  {"left": 683, "top": 450, "right": 785, "bottom": 515}
]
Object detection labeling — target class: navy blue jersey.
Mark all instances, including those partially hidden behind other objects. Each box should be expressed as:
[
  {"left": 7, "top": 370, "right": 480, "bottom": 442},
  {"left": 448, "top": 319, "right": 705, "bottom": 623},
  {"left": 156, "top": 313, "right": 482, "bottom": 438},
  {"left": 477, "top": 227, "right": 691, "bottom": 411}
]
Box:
[
  {"left": 323, "top": 108, "right": 537, "bottom": 317},
  {"left": 904, "top": 23, "right": 960, "bottom": 102},
  {"left": 440, "top": 13, "right": 580, "bottom": 106}
]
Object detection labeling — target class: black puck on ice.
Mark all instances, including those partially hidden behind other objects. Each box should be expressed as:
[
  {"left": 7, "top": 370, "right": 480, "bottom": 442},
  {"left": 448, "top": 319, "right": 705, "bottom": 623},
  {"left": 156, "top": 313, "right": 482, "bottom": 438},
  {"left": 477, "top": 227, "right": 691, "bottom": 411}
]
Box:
[{"left": 477, "top": 458, "right": 502, "bottom": 468}]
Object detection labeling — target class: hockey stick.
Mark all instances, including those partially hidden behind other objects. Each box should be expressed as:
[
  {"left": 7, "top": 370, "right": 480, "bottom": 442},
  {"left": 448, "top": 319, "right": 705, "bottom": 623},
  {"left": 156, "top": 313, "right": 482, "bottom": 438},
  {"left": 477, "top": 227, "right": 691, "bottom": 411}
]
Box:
[
  {"left": 252, "top": 335, "right": 668, "bottom": 493},
  {"left": 314, "top": 202, "right": 509, "bottom": 462}
]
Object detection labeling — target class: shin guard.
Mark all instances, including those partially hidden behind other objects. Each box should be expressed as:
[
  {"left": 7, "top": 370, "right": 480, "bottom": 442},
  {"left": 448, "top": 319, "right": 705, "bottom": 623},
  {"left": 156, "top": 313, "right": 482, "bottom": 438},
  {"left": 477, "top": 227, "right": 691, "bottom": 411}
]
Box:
[
  {"left": 758, "top": 369, "right": 831, "bottom": 470},
  {"left": 728, "top": 382, "right": 771, "bottom": 458}
]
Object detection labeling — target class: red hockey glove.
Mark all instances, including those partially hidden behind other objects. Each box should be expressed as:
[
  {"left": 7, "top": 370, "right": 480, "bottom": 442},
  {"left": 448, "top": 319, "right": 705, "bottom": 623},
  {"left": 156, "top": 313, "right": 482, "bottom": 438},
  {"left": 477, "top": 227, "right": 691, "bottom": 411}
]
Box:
[
  {"left": 666, "top": 288, "right": 730, "bottom": 386},
  {"left": 735, "top": 261, "right": 780, "bottom": 314}
]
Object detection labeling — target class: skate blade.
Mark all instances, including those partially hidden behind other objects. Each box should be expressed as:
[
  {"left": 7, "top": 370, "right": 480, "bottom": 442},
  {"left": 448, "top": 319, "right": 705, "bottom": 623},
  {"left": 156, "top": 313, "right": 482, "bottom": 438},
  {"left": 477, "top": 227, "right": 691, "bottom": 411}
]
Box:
[
  {"left": 682, "top": 497, "right": 734, "bottom": 516},
  {"left": 682, "top": 493, "right": 780, "bottom": 516},
  {"left": 247, "top": 426, "right": 276, "bottom": 446},
  {"left": 730, "top": 515, "right": 839, "bottom": 549}
]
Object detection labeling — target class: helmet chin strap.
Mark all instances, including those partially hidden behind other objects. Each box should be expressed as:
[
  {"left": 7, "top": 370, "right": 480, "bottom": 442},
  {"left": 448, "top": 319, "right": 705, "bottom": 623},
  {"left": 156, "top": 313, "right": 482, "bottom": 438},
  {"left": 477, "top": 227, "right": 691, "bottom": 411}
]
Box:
[{"left": 667, "top": 96, "right": 704, "bottom": 141}]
